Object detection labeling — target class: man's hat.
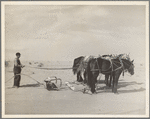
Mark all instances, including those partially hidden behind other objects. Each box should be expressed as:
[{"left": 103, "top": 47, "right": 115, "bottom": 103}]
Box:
[{"left": 16, "top": 52, "right": 21, "bottom": 56}]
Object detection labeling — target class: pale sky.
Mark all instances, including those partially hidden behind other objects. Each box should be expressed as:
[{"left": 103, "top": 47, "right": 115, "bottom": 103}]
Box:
[{"left": 5, "top": 5, "right": 146, "bottom": 63}]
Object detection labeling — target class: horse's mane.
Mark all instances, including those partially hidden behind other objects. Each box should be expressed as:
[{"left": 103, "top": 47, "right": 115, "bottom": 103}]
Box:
[
  {"left": 119, "top": 54, "right": 131, "bottom": 61},
  {"left": 101, "top": 54, "right": 131, "bottom": 61}
]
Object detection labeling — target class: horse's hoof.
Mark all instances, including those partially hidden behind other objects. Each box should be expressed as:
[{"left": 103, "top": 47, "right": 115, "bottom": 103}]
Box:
[
  {"left": 114, "top": 93, "right": 119, "bottom": 95},
  {"left": 83, "top": 88, "right": 86, "bottom": 93},
  {"left": 88, "top": 90, "right": 92, "bottom": 95},
  {"left": 94, "top": 92, "right": 97, "bottom": 94},
  {"left": 114, "top": 92, "right": 119, "bottom": 94}
]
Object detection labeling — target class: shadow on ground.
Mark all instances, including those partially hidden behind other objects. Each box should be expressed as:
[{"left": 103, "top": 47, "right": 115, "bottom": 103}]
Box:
[
  {"left": 20, "top": 83, "right": 41, "bottom": 87},
  {"left": 117, "top": 81, "right": 143, "bottom": 89},
  {"left": 96, "top": 87, "right": 145, "bottom": 94},
  {"left": 96, "top": 81, "right": 145, "bottom": 94}
]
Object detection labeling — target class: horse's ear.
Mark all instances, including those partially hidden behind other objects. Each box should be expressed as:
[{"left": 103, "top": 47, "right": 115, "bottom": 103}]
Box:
[
  {"left": 127, "top": 53, "right": 130, "bottom": 58},
  {"left": 132, "top": 60, "right": 134, "bottom": 62}
]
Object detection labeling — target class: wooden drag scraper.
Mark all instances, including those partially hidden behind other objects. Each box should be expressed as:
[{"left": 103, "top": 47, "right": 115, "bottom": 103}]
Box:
[{"left": 44, "top": 76, "right": 62, "bottom": 91}]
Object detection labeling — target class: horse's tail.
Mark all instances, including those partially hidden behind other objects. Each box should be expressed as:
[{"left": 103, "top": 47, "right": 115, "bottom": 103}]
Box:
[
  {"left": 72, "top": 56, "right": 84, "bottom": 75},
  {"left": 72, "top": 64, "right": 78, "bottom": 75},
  {"left": 72, "top": 60, "right": 77, "bottom": 75}
]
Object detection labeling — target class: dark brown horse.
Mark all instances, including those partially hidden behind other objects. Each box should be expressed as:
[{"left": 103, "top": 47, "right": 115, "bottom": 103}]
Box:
[
  {"left": 87, "top": 56, "right": 134, "bottom": 94},
  {"left": 102, "top": 54, "right": 125, "bottom": 87}
]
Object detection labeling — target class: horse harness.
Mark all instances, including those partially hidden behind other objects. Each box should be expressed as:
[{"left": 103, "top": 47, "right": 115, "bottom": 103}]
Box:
[
  {"left": 95, "top": 58, "right": 113, "bottom": 73},
  {"left": 93, "top": 58, "right": 124, "bottom": 74}
]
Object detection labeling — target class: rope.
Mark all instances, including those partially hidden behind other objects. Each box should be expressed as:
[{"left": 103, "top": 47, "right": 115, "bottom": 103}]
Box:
[
  {"left": 5, "top": 73, "right": 44, "bottom": 87},
  {"left": 5, "top": 76, "right": 15, "bottom": 83},
  {"left": 25, "top": 65, "right": 74, "bottom": 70}
]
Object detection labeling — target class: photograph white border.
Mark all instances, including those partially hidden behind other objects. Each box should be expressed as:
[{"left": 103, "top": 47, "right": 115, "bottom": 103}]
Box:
[{"left": 1, "top": 1, "right": 149, "bottom": 118}]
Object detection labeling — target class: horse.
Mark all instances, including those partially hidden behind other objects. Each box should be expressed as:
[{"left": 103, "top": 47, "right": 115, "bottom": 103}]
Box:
[
  {"left": 72, "top": 56, "right": 96, "bottom": 83},
  {"left": 86, "top": 56, "right": 134, "bottom": 94},
  {"left": 72, "top": 54, "right": 123, "bottom": 85},
  {"left": 102, "top": 54, "right": 125, "bottom": 87}
]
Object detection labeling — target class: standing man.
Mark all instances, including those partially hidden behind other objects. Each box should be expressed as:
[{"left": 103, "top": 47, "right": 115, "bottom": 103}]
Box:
[{"left": 13, "top": 52, "right": 25, "bottom": 88}]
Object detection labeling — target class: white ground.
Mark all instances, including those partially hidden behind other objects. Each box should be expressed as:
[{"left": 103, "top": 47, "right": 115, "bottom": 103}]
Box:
[{"left": 4, "top": 61, "right": 147, "bottom": 116}]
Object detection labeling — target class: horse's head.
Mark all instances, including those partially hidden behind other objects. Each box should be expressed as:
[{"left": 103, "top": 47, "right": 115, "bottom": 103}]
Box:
[{"left": 122, "top": 59, "right": 134, "bottom": 75}]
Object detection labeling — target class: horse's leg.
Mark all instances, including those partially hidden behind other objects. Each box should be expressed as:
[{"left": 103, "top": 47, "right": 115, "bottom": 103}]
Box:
[
  {"left": 77, "top": 72, "right": 83, "bottom": 82},
  {"left": 109, "top": 74, "right": 112, "bottom": 87},
  {"left": 91, "top": 76, "right": 96, "bottom": 93},
  {"left": 113, "top": 78, "right": 118, "bottom": 93},
  {"left": 80, "top": 70, "right": 85, "bottom": 83},
  {"left": 112, "top": 74, "right": 115, "bottom": 92},
  {"left": 105, "top": 74, "right": 109, "bottom": 86},
  {"left": 83, "top": 70, "right": 91, "bottom": 93},
  {"left": 83, "top": 71, "right": 87, "bottom": 84},
  {"left": 77, "top": 72, "right": 80, "bottom": 82},
  {"left": 113, "top": 72, "right": 120, "bottom": 94},
  {"left": 91, "top": 72, "right": 98, "bottom": 93}
]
